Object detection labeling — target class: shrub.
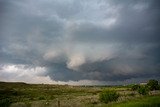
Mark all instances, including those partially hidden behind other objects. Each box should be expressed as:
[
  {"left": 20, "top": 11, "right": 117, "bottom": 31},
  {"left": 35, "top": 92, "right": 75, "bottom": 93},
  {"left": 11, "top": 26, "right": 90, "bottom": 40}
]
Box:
[
  {"left": 0, "top": 98, "right": 12, "bottom": 107},
  {"left": 128, "top": 92, "right": 135, "bottom": 96},
  {"left": 147, "top": 79, "right": 159, "bottom": 91},
  {"left": 158, "top": 85, "right": 160, "bottom": 90},
  {"left": 38, "top": 96, "right": 45, "bottom": 100},
  {"left": 99, "top": 90, "right": 119, "bottom": 103},
  {"left": 131, "top": 84, "right": 140, "bottom": 91},
  {"left": 138, "top": 86, "right": 149, "bottom": 95}
]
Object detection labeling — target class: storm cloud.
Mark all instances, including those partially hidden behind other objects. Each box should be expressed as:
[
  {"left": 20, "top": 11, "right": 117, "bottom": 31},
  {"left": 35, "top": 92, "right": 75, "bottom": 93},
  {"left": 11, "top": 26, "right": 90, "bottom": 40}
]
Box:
[{"left": 0, "top": 0, "right": 160, "bottom": 85}]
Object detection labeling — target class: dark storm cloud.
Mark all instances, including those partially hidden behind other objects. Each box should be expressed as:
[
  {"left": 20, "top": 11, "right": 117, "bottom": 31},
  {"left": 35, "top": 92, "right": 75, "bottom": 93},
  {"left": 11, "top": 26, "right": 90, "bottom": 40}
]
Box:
[
  {"left": 69, "top": 1, "right": 160, "bottom": 44},
  {"left": 79, "top": 57, "right": 160, "bottom": 81},
  {"left": 0, "top": 0, "right": 160, "bottom": 84}
]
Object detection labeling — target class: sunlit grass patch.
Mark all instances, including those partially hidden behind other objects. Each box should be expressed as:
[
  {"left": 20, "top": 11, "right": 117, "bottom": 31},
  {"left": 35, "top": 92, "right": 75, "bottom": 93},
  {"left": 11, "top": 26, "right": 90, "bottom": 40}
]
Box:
[{"left": 106, "top": 95, "right": 160, "bottom": 107}]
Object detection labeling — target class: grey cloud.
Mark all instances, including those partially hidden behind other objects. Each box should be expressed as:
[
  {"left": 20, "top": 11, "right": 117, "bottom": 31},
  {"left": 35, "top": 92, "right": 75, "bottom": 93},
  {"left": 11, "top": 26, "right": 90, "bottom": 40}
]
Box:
[
  {"left": 77, "top": 56, "right": 160, "bottom": 81},
  {"left": 0, "top": 0, "right": 160, "bottom": 84},
  {"left": 68, "top": 2, "right": 160, "bottom": 44}
]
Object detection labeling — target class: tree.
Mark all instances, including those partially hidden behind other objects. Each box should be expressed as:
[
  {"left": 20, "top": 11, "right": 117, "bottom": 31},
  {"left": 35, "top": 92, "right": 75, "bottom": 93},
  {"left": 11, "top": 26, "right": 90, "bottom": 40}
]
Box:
[{"left": 147, "top": 79, "right": 159, "bottom": 91}]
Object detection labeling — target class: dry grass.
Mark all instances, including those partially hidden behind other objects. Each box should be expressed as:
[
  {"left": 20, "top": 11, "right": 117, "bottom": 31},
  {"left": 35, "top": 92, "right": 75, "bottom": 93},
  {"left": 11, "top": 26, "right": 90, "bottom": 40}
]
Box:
[{"left": 1, "top": 82, "right": 160, "bottom": 107}]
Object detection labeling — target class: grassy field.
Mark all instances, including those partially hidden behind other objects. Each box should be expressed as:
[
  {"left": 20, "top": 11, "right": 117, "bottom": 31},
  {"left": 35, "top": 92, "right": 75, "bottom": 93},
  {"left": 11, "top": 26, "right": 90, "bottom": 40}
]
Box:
[
  {"left": 104, "top": 95, "right": 160, "bottom": 107},
  {"left": 0, "top": 82, "right": 160, "bottom": 107}
]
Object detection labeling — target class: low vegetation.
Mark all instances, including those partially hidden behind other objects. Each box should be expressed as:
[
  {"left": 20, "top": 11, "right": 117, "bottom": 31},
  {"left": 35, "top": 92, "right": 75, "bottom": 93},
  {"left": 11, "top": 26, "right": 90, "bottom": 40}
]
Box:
[
  {"left": 147, "top": 79, "right": 160, "bottom": 91},
  {"left": 99, "top": 90, "right": 119, "bottom": 103},
  {"left": 137, "top": 86, "right": 149, "bottom": 95},
  {"left": 108, "top": 95, "right": 160, "bottom": 107},
  {"left": 131, "top": 84, "right": 140, "bottom": 91},
  {"left": 0, "top": 79, "right": 160, "bottom": 107},
  {"left": 131, "top": 79, "right": 160, "bottom": 96}
]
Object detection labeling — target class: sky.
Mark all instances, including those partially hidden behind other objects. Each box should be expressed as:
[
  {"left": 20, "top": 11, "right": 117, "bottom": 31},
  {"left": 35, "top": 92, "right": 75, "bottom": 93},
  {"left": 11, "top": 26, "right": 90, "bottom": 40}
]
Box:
[{"left": 0, "top": 0, "right": 160, "bottom": 85}]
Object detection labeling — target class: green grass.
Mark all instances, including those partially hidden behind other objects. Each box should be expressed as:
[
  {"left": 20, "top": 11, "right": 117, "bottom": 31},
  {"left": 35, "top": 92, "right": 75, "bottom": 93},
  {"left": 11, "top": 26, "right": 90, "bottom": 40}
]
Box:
[
  {"left": 103, "top": 95, "right": 160, "bottom": 107},
  {"left": 0, "top": 82, "right": 160, "bottom": 107},
  {"left": 0, "top": 82, "right": 102, "bottom": 107}
]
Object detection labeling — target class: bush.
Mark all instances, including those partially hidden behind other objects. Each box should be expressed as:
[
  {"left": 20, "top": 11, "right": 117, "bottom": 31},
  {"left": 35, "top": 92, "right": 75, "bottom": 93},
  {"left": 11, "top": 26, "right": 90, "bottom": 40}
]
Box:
[
  {"left": 0, "top": 98, "right": 12, "bottom": 107},
  {"left": 131, "top": 84, "right": 140, "bottom": 91},
  {"left": 128, "top": 92, "right": 135, "bottom": 97},
  {"left": 147, "top": 79, "right": 159, "bottom": 91},
  {"left": 158, "top": 85, "right": 160, "bottom": 90},
  {"left": 138, "top": 86, "right": 149, "bottom": 95},
  {"left": 99, "top": 90, "right": 119, "bottom": 103},
  {"left": 38, "top": 96, "right": 45, "bottom": 100}
]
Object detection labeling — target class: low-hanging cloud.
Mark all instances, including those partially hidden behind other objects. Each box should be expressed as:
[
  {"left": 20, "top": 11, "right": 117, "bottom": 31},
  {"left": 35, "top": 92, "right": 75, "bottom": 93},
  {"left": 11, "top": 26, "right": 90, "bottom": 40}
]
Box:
[{"left": 0, "top": 0, "right": 160, "bottom": 85}]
